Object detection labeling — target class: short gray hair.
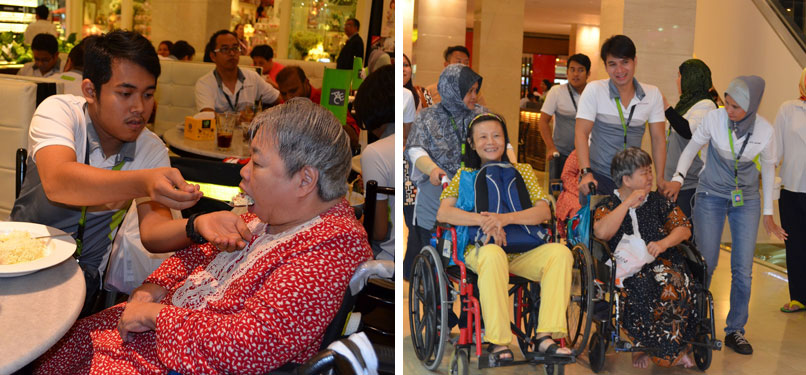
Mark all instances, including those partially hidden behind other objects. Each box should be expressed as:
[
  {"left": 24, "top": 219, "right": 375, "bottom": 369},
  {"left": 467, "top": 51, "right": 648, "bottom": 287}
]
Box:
[
  {"left": 610, "top": 147, "right": 652, "bottom": 188},
  {"left": 250, "top": 98, "right": 352, "bottom": 201}
]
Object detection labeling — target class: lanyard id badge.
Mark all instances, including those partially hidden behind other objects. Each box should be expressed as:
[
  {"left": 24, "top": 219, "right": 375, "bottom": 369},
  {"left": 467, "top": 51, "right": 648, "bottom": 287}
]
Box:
[
  {"left": 728, "top": 122, "right": 752, "bottom": 207},
  {"left": 614, "top": 98, "right": 637, "bottom": 149}
]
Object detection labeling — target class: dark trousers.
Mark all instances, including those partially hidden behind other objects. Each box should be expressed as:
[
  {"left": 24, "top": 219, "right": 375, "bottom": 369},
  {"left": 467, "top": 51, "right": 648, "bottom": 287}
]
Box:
[
  {"left": 592, "top": 170, "right": 617, "bottom": 195},
  {"left": 403, "top": 207, "right": 433, "bottom": 281},
  {"left": 677, "top": 188, "right": 696, "bottom": 219},
  {"left": 780, "top": 189, "right": 806, "bottom": 302},
  {"left": 548, "top": 154, "right": 568, "bottom": 181}
]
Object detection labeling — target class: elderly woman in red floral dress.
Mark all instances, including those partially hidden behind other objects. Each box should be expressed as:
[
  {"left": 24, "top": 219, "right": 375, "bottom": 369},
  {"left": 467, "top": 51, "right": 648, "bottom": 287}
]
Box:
[{"left": 35, "top": 98, "right": 372, "bottom": 375}]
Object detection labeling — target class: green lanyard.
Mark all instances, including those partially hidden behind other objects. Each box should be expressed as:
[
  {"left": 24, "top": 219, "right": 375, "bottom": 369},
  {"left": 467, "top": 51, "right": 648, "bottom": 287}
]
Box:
[
  {"left": 74, "top": 157, "right": 127, "bottom": 257},
  {"left": 727, "top": 122, "right": 752, "bottom": 188},
  {"left": 449, "top": 117, "right": 466, "bottom": 168},
  {"left": 614, "top": 98, "right": 636, "bottom": 149}
]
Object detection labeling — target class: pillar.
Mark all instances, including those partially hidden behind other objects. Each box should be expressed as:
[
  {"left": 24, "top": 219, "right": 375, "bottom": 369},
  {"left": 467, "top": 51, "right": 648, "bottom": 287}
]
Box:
[
  {"left": 120, "top": 0, "right": 134, "bottom": 31},
  {"left": 471, "top": 0, "right": 525, "bottom": 154},
  {"left": 412, "top": 0, "right": 467, "bottom": 88},
  {"left": 569, "top": 24, "right": 601, "bottom": 80},
  {"left": 150, "top": 0, "right": 231, "bottom": 60}
]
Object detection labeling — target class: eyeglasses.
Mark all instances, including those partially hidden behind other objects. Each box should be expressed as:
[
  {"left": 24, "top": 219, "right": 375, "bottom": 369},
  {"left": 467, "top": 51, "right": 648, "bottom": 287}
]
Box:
[{"left": 214, "top": 46, "right": 242, "bottom": 55}]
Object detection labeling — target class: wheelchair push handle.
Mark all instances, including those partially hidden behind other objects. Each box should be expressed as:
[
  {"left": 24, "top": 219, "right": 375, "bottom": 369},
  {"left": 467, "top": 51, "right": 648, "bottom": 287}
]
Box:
[
  {"left": 440, "top": 174, "right": 450, "bottom": 189},
  {"left": 588, "top": 182, "right": 596, "bottom": 196}
]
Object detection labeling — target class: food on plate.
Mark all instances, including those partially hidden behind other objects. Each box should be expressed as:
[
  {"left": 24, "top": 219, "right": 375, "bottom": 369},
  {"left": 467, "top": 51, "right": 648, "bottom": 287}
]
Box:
[
  {"left": 231, "top": 192, "right": 255, "bottom": 207},
  {"left": 0, "top": 231, "right": 47, "bottom": 265}
]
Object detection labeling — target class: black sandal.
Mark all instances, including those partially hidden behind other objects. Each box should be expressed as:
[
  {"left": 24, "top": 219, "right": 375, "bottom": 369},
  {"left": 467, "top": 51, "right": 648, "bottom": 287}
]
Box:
[
  {"left": 534, "top": 336, "right": 572, "bottom": 357},
  {"left": 487, "top": 344, "right": 515, "bottom": 364}
]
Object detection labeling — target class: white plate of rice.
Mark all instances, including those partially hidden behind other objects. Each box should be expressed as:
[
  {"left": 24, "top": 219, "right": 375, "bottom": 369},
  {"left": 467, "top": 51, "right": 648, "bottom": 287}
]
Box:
[{"left": 0, "top": 222, "right": 76, "bottom": 277}]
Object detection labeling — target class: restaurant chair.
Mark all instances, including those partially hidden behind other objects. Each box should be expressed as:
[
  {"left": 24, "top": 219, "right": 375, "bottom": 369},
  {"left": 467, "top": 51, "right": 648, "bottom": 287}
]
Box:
[{"left": 362, "top": 180, "right": 394, "bottom": 245}]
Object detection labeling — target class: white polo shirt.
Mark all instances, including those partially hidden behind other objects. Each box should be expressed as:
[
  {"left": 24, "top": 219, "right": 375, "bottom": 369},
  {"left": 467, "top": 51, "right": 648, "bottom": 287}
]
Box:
[
  {"left": 195, "top": 67, "right": 280, "bottom": 112},
  {"left": 541, "top": 83, "right": 582, "bottom": 156},
  {"left": 402, "top": 88, "right": 416, "bottom": 123},
  {"left": 774, "top": 100, "right": 806, "bottom": 193},
  {"left": 576, "top": 78, "right": 665, "bottom": 178}
]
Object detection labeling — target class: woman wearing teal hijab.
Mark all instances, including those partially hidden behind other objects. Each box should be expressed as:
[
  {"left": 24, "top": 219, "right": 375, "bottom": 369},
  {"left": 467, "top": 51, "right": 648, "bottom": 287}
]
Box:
[{"left": 662, "top": 59, "right": 718, "bottom": 218}]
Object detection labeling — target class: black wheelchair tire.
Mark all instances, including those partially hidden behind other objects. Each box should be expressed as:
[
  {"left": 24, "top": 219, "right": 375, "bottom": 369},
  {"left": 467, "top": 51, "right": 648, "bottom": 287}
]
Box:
[
  {"left": 693, "top": 333, "right": 712, "bottom": 371},
  {"left": 512, "top": 281, "right": 540, "bottom": 357},
  {"left": 567, "top": 244, "right": 594, "bottom": 355},
  {"left": 449, "top": 348, "right": 469, "bottom": 375},
  {"left": 588, "top": 330, "right": 607, "bottom": 373},
  {"left": 408, "top": 246, "right": 449, "bottom": 371}
]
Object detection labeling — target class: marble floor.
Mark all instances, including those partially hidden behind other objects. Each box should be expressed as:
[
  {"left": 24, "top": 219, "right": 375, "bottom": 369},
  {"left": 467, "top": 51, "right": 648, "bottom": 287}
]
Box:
[{"left": 402, "top": 249, "right": 806, "bottom": 375}]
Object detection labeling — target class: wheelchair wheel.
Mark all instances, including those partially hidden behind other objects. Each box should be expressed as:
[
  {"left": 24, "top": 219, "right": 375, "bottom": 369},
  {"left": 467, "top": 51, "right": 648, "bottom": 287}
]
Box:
[
  {"left": 543, "top": 362, "right": 565, "bottom": 375},
  {"left": 693, "top": 333, "right": 712, "bottom": 371},
  {"left": 449, "top": 348, "right": 469, "bottom": 375},
  {"left": 512, "top": 281, "right": 540, "bottom": 356},
  {"left": 588, "top": 331, "right": 607, "bottom": 373},
  {"left": 408, "top": 246, "right": 449, "bottom": 370},
  {"left": 567, "top": 244, "right": 594, "bottom": 354}
]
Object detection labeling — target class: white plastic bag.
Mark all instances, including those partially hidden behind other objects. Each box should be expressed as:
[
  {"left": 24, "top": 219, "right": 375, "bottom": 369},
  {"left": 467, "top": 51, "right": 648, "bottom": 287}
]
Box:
[
  {"left": 104, "top": 202, "right": 174, "bottom": 294},
  {"left": 605, "top": 204, "right": 655, "bottom": 288}
]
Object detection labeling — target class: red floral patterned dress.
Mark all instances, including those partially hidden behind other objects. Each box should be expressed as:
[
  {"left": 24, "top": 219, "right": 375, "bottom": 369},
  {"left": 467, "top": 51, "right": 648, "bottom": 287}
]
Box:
[{"left": 35, "top": 200, "right": 372, "bottom": 375}]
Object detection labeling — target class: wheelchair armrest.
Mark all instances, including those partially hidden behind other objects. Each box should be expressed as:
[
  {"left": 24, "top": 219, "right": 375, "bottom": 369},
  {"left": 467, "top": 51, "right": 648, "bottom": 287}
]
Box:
[
  {"left": 294, "top": 350, "right": 337, "bottom": 375},
  {"left": 590, "top": 237, "right": 613, "bottom": 263}
]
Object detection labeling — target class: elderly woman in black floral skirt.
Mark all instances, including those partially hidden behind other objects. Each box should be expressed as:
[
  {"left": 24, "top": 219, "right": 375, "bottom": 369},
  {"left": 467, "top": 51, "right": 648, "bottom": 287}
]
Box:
[{"left": 593, "top": 147, "right": 697, "bottom": 368}]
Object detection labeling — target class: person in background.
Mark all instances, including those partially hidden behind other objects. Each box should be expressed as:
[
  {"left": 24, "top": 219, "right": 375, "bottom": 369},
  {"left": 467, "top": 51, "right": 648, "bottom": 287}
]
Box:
[
  {"left": 538, "top": 53, "right": 591, "bottom": 175},
  {"left": 24, "top": 5, "right": 58, "bottom": 46},
  {"left": 233, "top": 24, "right": 249, "bottom": 55},
  {"left": 34, "top": 99, "right": 372, "bottom": 374},
  {"left": 668, "top": 75, "right": 786, "bottom": 355},
  {"left": 195, "top": 30, "right": 280, "bottom": 113},
  {"left": 774, "top": 67, "right": 806, "bottom": 314},
  {"left": 17, "top": 33, "right": 64, "bottom": 78},
  {"left": 250, "top": 44, "right": 284, "bottom": 88},
  {"left": 156, "top": 40, "right": 174, "bottom": 59},
  {"left": 555, "top": 150, "right": 580, "bottom": 239},
  {"left": 336, "top": 18, "right": 363, "bottom": 70},
  {"left": 424, "top": 45, "right": 472, "bottom": 105},
  {"left": 539, "top": 79, "right": 553, "bottom": 102},
  {"left": 575, "top": 34, "right": 669, "bottom": 196},
  {"left": 356, "top": 65, "right": 395, "bottom": 260},
  {"left": 275, "top": 66, "right": 359, "bottom": 149},
  {"left": 11, "top": 31, "right": 207, "bottom": 317},
  {"left": 171, "top": 40, "right": 195, "bottom": 61},
  {"left": 660, "top": 59, "right": 718, "bottom": 219},
  {"left": 403, "top": 53, "right": 429, "bottom": 112},
  {"left": 56, "top": 37, "right": 95, "bottom": 96}
]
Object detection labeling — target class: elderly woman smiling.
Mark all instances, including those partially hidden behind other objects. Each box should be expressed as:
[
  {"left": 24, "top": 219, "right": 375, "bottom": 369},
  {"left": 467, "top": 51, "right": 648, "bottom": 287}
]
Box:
[{"left": 35, "top": 98, "right": 373, "bottom": 374}]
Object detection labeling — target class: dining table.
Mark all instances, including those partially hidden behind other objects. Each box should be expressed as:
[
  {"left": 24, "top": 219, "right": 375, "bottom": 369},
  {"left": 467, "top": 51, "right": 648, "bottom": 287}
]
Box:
[
  {"left": 162, "top": 127, "right": 250, "bottom": 160},
  {"left": 0, "top": 259, "right": 85, "bottom": 374}
]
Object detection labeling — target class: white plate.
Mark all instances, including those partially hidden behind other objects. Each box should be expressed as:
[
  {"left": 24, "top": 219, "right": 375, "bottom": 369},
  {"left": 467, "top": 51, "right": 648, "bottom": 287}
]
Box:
[{"left": 0, "top": 222, "right": 76, "bottom": 277}]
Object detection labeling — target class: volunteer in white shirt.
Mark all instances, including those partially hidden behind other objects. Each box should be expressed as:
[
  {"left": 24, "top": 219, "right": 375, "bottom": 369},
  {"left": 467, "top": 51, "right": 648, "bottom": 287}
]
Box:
[
  {"left": 23, "top": 5, "right": 58, "bottom": 45},
  {"left": 17, "top": 33, "right": 64, "bottom": 78},
  {"left": 575, "top": 35, "right": 669, "bottom": 196}
]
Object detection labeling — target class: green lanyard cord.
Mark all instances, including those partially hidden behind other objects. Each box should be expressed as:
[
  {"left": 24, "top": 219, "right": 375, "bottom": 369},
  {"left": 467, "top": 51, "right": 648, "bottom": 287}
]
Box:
[
  {"left": 614, "top": 98, "right": 636, "bottom": 149},
  {"left": 449, "top": 117, "right": 466, "bottom": 168},
  {"left": 74, "top": 158, "right": 127, "bottom": 257},
  {"left": 727, "top": 122, "right": 752, "bottom": 188}
]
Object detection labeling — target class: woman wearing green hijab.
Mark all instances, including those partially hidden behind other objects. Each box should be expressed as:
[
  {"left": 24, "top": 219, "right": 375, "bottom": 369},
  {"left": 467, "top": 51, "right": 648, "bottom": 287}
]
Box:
[{"left": 662, "top": 59, "right": 718, "bottom": 218}]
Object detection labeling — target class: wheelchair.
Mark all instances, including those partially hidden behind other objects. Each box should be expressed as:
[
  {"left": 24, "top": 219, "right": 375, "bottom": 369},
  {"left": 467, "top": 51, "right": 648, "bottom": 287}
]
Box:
[
  {"left": 571, "top": 190, "right": 722, "bottom": 372},
  {"left": 408, "top": 204, "right": 594, "bottom": 375}
]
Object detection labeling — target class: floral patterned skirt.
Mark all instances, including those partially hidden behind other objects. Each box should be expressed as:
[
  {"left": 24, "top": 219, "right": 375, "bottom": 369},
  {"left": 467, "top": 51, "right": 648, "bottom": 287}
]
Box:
[{"left": 619, "top": 248, "right": 699, "bottom": 367}]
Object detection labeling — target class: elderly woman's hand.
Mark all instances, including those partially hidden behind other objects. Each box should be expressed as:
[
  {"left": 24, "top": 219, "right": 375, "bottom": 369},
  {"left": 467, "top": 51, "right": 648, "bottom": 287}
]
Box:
[
  {"left": 624, "top": 189, "right": 648, "bottom": 209},
  {"left": 195, "top": 211, "right": 253, "bottom": 252},
  {"left": 128, "top": 283, "right": 168, "bottom": 304},
  {"left": 646, "top": 240, "right": 668, "bottom": 257},
  {"left": 118, "top": 300, "right": 166, "bottom": 342}
]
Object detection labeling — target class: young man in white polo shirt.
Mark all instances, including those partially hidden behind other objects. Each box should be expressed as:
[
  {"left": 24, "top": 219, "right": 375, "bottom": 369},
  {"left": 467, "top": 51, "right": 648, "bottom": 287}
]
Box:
[
  {"left": 538, "top": 53, "right": 591, "bottom": 176},
  {"left": 195, "top": 30, "right": 280, "bottom": 113},
  {"left": 575, "top": 35, "right": 669, "bottom": 195}
]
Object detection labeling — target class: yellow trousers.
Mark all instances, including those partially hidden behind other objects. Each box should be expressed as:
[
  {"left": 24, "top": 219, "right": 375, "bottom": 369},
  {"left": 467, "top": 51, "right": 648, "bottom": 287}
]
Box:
[{"left": 464, "top": 242, "right": 572, "bottom": 345}]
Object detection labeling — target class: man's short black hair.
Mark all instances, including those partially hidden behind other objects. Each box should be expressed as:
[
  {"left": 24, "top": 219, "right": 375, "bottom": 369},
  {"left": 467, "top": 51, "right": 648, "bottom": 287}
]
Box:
[
  {"left": 443, "top": 45, "right": 470, "bottom": 62},
  {"left": 354, "top": 64, "right": 394, "bottom": 132},
  {"left": 35, "top": 5, "right": 49, "bottom": 20},
  {"left": 276, "top": 66, "right": 308, "bottom": 85},
  {"left": 84, "top": 31, "right": 160, "bottom": 97},
  {"left": 204, "top": 29, "right": 237, "bottom": 62},
  {"left": 158, "top": 40, "right": 174, "bottom": 50},
  {"left": 31, "top": 33, "right": 58, "bottom": 55},
  {"left": 172, "top": 40, "right": 195, "bottom": 60},
  {"left": 600, "top": 34, "right": 636, "bottom": 62},
  {"left": 250, "top": 44, "right": 274, "bottom": 60},
  {"left": 67, "top": 36, "right": 95, "bottom": 71},
  {"left": 567, "top": 53, "right": 591, "bottom": 72},
  {"left": 346, "top": 18, "right": 360, "bottom": 30}
]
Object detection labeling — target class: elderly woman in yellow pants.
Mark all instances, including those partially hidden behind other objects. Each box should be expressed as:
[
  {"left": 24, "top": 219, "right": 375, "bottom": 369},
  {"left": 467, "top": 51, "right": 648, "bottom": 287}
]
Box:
[{"left": 436, "top": 113, "right": 573, "bottom": 362}]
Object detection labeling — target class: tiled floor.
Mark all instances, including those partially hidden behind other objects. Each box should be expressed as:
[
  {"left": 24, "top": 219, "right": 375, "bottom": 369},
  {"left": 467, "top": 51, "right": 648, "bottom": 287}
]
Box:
[{"left": 402, "top": 249, "right": 806, "bottom": 374}]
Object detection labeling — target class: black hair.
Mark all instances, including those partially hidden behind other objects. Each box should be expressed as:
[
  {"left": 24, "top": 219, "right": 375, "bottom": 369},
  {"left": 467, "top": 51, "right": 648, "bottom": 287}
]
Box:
[
  {"left": 250, "top": 44, "right": 275, "bottom": 60},
  {"left": 402, "top": 53, "right": 419, "bottom": 109},
  {"left": 204, "top": 29, "right": 237, "bottom": 62},
  {"left": 526, "top": 91, "right": 535, "bottom": 100},
  {"left": 276, "top": 65, "right": 308, "bottom": 85},
  {"left": 84, "top": 31, "right": 160, "bottom": 98},
  {"left": 443, "top": 45, "right": 470, "bottom": 62},
  {"left": 31, "top": 33, "right": 58, "bottom": 55},
  {"left": 567, "top": 53, "right": 591, "bottom": 72},
  {"left": 462, "top": 113, "right": 511, "bottom": 169},
  {"left": 346, "top": 18, "right": 360, "bottom": 30},
  {"left": 158, "top": 40, "right": 173, "bottom": 51},
  {"left": 172, "top": 40, "right": 195, "bottom": 60},
  {"left": 611, "top": 147, "right": 652, "bottom": 188},
  {"left": 67, "top": 36, "right": 95, "bottom": 71},
  {"left": 35, "top": 5, "right": 49, "bottom": 20},
  {"left": 354, "top": 64, "right": 394, "bottom": 132},
  {"left": 600, "top": 34, "right": 636, "bottom": 62}
]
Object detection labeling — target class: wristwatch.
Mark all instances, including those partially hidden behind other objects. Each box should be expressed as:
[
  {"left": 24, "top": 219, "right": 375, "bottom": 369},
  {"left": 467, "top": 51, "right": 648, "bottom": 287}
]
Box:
[
  {"left": 580, "top": 167, "right": 593, "bottom": 176},
  {"left": 185, "top": 213, "right": 208, "bottom": 244}
]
